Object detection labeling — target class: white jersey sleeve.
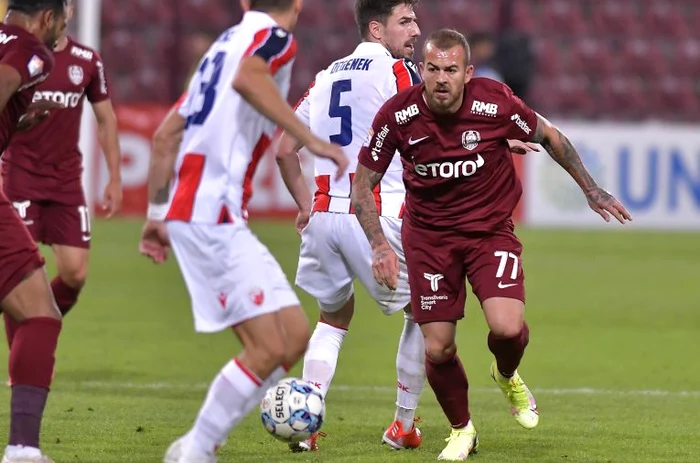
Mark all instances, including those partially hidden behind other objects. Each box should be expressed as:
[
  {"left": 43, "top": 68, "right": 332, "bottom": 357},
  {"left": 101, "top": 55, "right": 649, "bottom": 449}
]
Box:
[{"left": 303, "top": 43, "right": 420, "bottom": 218}]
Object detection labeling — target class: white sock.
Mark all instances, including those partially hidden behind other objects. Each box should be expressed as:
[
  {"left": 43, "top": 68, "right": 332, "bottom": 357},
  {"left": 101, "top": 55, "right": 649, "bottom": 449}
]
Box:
[
  {"left": 4, "top": 445, "right": 42, "bottom": 459},
  {"left": 242, "top": 365, "right": 288, "bottom": 416},
  {"left": 395, "top": 312, "right": 426, "bottom": 430},
  {"left": 302, "top": 321, "right": 347, "bottom": 397},
  {"left": 186, "top": 359, "right": 264, "bottom": 458}
]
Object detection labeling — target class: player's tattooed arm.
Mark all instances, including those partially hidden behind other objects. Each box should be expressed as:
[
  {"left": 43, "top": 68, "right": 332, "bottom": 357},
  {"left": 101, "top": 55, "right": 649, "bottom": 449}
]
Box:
[
  {"left": 532, "top": 114, "right": 632, "bottom": 223},
  {"left": 532, "top": 113, "right": 598, "bottom": 192},
  {"left": 352, "top": 165, "right": 389, "bottom": 249}
]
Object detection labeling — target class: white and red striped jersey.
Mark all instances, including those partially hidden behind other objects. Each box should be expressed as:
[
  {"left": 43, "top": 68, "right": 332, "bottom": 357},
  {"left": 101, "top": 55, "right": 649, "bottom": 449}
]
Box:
[
  {"left": 166, "top": 11, "right": 296, "bottom": 224},
  {"left": 295, "top": 42, "right": 420, "bottom": 218}
]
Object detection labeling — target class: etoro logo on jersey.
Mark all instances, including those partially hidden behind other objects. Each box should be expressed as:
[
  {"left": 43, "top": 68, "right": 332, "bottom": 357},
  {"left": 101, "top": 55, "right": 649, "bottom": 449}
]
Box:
[
  {"left": 32, "top": 90, "right": 84, "bottom": 108},
  {"left": 414, "top": 154, "right": 485, "bottom": 179}
]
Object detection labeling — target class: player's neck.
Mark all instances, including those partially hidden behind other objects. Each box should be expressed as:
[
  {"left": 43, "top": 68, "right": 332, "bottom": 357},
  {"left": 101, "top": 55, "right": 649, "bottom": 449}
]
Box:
[
  {"left": 265, "top": 10, "right": 294, "bottom": 32},
  {"left": 54, "top": 34, "right": 69, "bottom": 52},
  {"left": 3, "top": 12, "right": 34, "bottom": 34}
]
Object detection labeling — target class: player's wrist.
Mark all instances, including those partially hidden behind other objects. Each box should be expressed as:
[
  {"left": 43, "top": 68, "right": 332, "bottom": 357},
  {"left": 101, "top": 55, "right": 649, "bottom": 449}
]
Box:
[{"left": 147, "top": 203, "right": 169, "bottom": 221}]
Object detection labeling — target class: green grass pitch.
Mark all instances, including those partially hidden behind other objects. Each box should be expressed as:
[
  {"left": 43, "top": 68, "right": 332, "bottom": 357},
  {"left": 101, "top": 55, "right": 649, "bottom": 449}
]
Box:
[{"left": 0, "top": 219, "right": 699, "bottom": 462}]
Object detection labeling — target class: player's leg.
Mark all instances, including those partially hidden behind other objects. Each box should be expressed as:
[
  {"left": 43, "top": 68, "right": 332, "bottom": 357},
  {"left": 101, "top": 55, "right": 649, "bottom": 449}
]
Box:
[
  {"left": 45, "top": 203, "right": 92, "bottom": 316},
  {"left": 345, "top": 216, "right": 424, "bottom": 449},
  {"left": 468, "top": 229, "right": 537, "bottom": 429},
  {"left": 402, "top": 225, "right": 477, "bottom": 460},
  {"left": 292, "top": 213, "right": 354, "bottom": 452},
  {"left": 3, "top": 199, "right": 44, "bottom": 349},
  {"left": 50, "top": 245, "right": 88, "bottom": 316},
  {"left": 0, "top": 201, "right": 61, "bottom": 462},
  {"left": 164, "top": 222, "right": 307, "bottom": 461}
]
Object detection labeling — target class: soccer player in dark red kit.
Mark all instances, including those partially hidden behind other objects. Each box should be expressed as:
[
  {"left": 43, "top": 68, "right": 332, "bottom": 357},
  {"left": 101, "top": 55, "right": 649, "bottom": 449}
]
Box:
[
  {"left": 0, "top": 1, "right": 68, "bottom": 462},
  {"left": 2, "top": 0, "right": 122, "bottom": 350},
  {"left": 353, "top": 29, "right": 632, "bottom": 461}
]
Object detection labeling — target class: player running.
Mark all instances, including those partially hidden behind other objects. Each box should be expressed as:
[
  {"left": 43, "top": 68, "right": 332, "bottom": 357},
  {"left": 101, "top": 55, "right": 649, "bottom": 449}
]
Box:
[
  {"left": 275, "top": 0, "right": 424, "bottom": 451},
  {"left": 353, "top": 29, "right": 632, "bottom": 461},
  {"left": 138, "top": 1, "right": 346, "bottom": 462},
  {"left": 275, "top": 1, "right": 539, "bottom": 453},
  {"left": 2, "top": 0, "right": 122, "bottom": 350},
  {"left": 0, "top": 1, "right": 68, "bottom": 462}
]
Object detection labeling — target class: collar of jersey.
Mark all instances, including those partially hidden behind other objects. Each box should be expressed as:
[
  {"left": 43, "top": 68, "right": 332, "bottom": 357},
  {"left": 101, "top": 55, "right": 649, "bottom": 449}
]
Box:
[
  {"left": 354, "top": 41, "right": 392, "bottom": 57},
  {"left": 243, "top": 10, "right": 279, "bottom": 28}
]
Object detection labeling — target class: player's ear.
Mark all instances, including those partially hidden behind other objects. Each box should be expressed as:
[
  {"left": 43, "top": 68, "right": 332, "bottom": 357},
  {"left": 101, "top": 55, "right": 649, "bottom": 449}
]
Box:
[
  {"left": 418, "top": 61, "right": 425, "bottom": 75},
  {"left": 368, "top": 20, "right": 383, "bottom": 41},
  {"left": 294, "top": 0, "right": 303, "bottom": 13},
  {"left": 464, "top": 64, "right": 474, "bottom": 84},
  {"left": 239, "top": 0, "right": 250, "bottom": 12}
]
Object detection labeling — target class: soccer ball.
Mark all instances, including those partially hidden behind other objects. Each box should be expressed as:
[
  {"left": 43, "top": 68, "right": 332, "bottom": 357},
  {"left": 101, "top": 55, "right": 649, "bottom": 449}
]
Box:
[{"left": 260, "top": 377, "right": 325, "bottom": 442}]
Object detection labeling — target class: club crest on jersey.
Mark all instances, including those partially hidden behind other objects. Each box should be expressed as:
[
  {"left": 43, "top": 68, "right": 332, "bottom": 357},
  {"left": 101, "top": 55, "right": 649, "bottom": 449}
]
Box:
[
  {"left": 462, "top": 130, "right": 481, "bottom": 151},
  {"left": 68, "top": 65, "right": 84, "bottom": 85}
]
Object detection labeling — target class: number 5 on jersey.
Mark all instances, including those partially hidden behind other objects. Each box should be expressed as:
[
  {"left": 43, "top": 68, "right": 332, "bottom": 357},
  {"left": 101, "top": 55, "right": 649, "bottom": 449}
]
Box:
[{"left": 329, "top": 79, "right": 352, "bottom": 146}]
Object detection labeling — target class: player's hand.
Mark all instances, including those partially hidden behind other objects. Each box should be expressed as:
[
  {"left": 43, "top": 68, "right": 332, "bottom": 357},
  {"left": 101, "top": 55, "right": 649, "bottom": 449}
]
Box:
[
  {"left": 139, "top": 219, "right": 171, "bottom": 264},
  {"left": 102, "top": 178, "right": 123, "bottom": 218},
  {"left": 306, "top": 138, "right": 348, "bottom": 181},
  {"left": 17, "top": 100, "right": 65, "bottom": 131},
  {"left": 295, "top": 209, "right": 310, "bottom": 235},
  {"left": 507, "top": 139, "right": 540, "bottom": 155},
  {"left": 584, "top": 187, "right": 633, "bottom": 224},
  {"left": 372, "top": 242, "right": 400, "bottom": 290}
]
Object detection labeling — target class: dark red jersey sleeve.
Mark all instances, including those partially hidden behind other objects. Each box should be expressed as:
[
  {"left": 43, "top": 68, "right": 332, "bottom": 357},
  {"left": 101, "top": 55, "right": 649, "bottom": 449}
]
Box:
[
  {"left": 358, "top": 106, "right": 399, "bottom": 174},
  {"left": 0, "top": 40, "right": 52, "bottom": 87},
  {"left": 86, "top": 50, "right": 110, "bottom": 103},
  {"left": 502, "top": 84, "right": 538, "bottom": 141}
]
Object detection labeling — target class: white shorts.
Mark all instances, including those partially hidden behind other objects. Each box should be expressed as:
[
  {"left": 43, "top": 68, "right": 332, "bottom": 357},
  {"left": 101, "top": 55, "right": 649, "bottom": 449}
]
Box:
[
  {"left": 167, "top": 222, "right": 300, "bottom": 333},
  {"left": 295, "top": 212, "right": 410, "bottom": 315}
]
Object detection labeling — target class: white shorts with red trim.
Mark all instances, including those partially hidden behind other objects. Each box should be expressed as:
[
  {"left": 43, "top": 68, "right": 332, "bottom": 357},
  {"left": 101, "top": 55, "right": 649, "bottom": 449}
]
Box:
[
  {"left": 167, "top": 221, "right": 300, "bottom": 333},
  {"left": 295, "top": 212, "right": 410, "bottom": 315}
]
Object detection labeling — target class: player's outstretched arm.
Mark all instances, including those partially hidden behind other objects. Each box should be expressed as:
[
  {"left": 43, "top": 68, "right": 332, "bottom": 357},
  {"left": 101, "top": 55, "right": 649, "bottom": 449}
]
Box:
[
  {"left": 352, "top": 164, "right": 399, "bottom": 290},
  {"left": 92, "top": 99, "right": 123, "bottom": 218},
  {"left": 233, "top": 57, "right": 347, "bottom": 175},
  {"left": 532, "top": 114, "right": 632, "bottom": 224},
  {"left": 273, "top": 130, "right": 312, "bottom": 234}
]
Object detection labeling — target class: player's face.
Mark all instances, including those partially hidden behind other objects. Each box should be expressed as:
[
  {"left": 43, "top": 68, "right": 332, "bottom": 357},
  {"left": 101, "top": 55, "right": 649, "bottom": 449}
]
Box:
[
  {"left": 39, "top": 8, "right": 68, "bottom": 47},
  {"left": 420, "top": 43, "right": 473, "bottom": 114},
  {"left": 379, "top": 4, "right": 420, "bottom": 59}
]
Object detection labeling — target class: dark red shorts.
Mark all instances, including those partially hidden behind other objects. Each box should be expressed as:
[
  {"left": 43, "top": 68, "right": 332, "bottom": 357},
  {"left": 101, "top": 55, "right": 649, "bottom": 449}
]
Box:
[
  {"left": 403, "top": 221, "right": 525, "bottom": 324},
  {"left": 3, "top": 195, "right": 91, "bottom": 250},
  {"left": 0, "top": 193, "right": 45, "bottom": 303}
]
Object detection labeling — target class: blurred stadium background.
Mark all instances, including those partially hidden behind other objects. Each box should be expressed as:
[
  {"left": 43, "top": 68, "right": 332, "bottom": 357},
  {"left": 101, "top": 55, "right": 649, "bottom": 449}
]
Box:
[
  {"left": 0, "top": 0, "right": 696, "bottom": 229},
  {"left": 0, "top": 2, "right": 698, "bottom": 461}
]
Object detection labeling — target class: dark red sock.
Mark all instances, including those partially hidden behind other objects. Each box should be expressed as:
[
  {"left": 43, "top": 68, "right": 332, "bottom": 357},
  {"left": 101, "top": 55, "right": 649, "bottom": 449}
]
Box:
[
  {"left": 488, "top": 322, "right": 530, "bottom": 378},
  {"left": 10, "top": 385, "right": 48, "bottom": 448},
  {"left": 9, "top": 317, "right": 61, "bottom": 448},
  {"left": 4, "top": 312, "right": 19, "bottom": 348},
  {"left": 51, "top": 277, "right": 81, "bottom": 316},
  {"left": 425, "top": 353, "right": 471, "bottom": 428}
]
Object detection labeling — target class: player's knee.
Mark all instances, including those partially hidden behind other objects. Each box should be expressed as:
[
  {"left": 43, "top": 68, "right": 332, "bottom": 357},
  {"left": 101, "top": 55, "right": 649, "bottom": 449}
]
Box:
[
  {"left": 424, "top": 337, "right": 457, "bottom": 364},
  {"left": 59, "top": 265, "right": 88, "bottom": 289},
  {"left": 318, "top": 295, "right": 354, "bottom": 330},
  {"left": 488, "top": 314, "right": 524, "bottom": 338}
]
